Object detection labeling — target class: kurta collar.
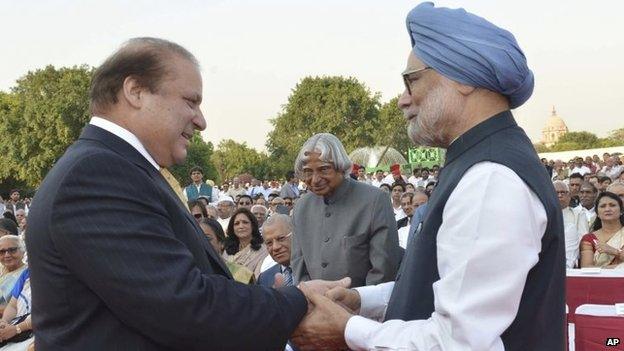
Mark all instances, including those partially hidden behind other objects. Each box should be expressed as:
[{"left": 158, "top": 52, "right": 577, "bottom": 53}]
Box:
[
  {"left": 445, "top": 110, "right": 516, "bottom": 167},
  {"left": 323, "top": 176, "right": 353, "bottom": 205}
]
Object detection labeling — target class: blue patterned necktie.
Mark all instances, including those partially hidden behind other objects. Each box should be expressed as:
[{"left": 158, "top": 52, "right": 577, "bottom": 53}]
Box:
[{"left": 283, "top": 266, "right": 293, "bottom": 287}]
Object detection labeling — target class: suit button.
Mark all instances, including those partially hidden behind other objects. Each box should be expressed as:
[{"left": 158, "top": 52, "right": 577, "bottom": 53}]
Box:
[
  {"left": 325, "top": 212, "right": 331, "bottom": 217},
  {"left": 323, "top": 236, "right": 330, "bottom": 243},
  {"left": 321, "top": 262, "right": 328, "bottom": 268}
]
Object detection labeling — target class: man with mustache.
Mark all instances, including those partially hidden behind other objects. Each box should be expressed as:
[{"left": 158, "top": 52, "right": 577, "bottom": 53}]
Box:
[{"left": 292, "top": 3, "right": 565, "bottom": 350}]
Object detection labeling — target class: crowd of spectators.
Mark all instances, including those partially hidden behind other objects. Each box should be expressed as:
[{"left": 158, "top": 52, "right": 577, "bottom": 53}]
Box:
[{"left": 1, "top": 147, "right": 622, "bottom": 350}]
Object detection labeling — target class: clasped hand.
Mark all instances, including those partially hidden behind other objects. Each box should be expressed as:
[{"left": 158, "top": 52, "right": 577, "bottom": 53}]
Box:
[
  {"left": 596, "top": 241, "right": 620, "bottom": 256},
  {"left": 0, "top": 320, "right": 17, "bottom": 341},
  {"left": 290, "top": 278, "right": 362, "bottom": 351}
]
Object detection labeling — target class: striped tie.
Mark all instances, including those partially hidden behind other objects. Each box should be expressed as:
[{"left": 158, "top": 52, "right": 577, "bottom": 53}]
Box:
[{"left": 283, "top": 266, "right": 293, "bottom": 287}]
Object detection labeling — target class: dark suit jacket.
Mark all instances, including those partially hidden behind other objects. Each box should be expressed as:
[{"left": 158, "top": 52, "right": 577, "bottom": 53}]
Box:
[
  {"left": 257, "top": 264, "right": 281, "bottom": 288},
  {"left": 26, "top": 125, "right": 307, "bottom": 351}
]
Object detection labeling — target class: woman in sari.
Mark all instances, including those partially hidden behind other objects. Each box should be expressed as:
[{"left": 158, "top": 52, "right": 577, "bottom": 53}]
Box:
[
  {"left": 0, "top": 235, "right": 27, "bottom": 316},
  {"left": 580, "top": 191, "right": 624, "bottom": 269},
  {"left": 199, "top": 218, "right": 254, "bottom": 284},
  {"left": 222, "top": 208, "right": 268, "bottom": 278}
]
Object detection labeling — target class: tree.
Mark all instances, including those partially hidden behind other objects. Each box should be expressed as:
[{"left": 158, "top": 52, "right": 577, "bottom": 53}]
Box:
[
  {"left": 266, "top": 76, "right": 381, "bottom": 175},
  {"left": 0, "top": 65, "right": 93, "bottom": 187},
  {"left": 376, "top": 96, "right": 412, "bottom": 158},
  {"left": 607, "top": 128, "right": 624, "bottom": 144},
  {"left": 169, "top": 132, "right": 219, "bottom": 186},
  {"left": 211, "top": 139, "right": 271, "bottom": 181},
  {"left": 549, "top": 131, "right": 600, "bottom": 151}
]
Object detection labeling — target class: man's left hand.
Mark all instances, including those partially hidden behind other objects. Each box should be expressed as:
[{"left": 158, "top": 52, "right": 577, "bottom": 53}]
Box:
[
  {"left": 0, "top": 324, "right": 17, "bottom": 341},
  {"left": 291, "top": 281, "right": 353, "bottom": 351}
]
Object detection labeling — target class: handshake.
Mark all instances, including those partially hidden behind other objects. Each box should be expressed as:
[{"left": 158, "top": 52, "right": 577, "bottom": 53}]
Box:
[{"left": 274, "top": 275, "right": 360, "bottom": 351}]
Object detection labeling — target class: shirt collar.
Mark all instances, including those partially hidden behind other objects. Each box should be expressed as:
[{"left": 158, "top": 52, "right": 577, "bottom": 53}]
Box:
[
  {"left": 323, "top": 176, "right": 352, "bottom": 205},
  {"left": 90, "top": 116, "right": 160, "bottom": 170}
]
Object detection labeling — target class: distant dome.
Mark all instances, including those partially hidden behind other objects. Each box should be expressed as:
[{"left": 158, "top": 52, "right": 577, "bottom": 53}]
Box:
[
  {"left": 544, "top": 106, "right": 568, "bottom": 131},
  {"left": 541, "top": 106, "right": 568, "bottom": 147}
]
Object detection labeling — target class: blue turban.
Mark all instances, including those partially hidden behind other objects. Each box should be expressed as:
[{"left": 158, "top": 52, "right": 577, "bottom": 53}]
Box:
[{"left": 406, "top": 2, "right": 534, "bottom": 109}]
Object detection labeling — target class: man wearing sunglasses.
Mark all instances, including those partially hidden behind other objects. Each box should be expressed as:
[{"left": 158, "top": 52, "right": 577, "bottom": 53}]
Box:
[{"left": 292, "top": 3, "right": 564, "bottom": 351}]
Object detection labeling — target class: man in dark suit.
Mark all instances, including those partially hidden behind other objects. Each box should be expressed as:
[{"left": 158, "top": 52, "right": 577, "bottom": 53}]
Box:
[
  {"left": 26, "top": 37, "right": 317, "bottom": 350},
  {"left": 257, "top": 214, "right": 294, "bottom": 288}
]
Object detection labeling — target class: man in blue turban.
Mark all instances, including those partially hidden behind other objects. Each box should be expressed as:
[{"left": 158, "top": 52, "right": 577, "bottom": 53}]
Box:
[{"left": 292, "top": 3, "right": 565, "bottom": 351}]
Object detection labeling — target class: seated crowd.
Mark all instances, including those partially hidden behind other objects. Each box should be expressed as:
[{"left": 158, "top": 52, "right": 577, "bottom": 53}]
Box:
[{"left": 0, "top": 150, "right": 622, "bottom": 350}]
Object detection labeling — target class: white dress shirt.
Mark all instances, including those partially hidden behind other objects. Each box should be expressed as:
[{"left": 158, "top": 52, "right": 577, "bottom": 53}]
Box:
[
  {"left": 393, "top": 206, "right": 406, "bottom": 222},
  {"left": 602, "top": 165, "right": 624, "bottom": 180},
  {"left": 344, "top": 162, "right": 547, "bottom": 351},
  {"left": 562, "top": 206, "right": 589, "bottom": 268},
  {"left": 570, "top": 166, "right": 591, "bottom": 176},
  {"left": 397, "top": 224, "right": 410, "bottom": 249},
  {"left": 90, "top": 117, "right": 159, "bottom": 170},
  {"left": 576, "top": 205, "right": 596, "bottom": 228},
  {"left": 371, "top": 179, "right": 384, "bottom": 188}
]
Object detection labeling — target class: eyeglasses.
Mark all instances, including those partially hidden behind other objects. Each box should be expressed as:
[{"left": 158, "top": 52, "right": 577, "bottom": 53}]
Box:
[
  {"left": 402, "top": 67, "right": 431, "bottom": 95},
  {"left": 193, "top": 213, "right": 204, "bottom": 219},
  {"left": 0, "top": 247, "right": 19, "bottom": 255},
  {"left": 264, "top": 232, "right": 292, "bottom": 249}
]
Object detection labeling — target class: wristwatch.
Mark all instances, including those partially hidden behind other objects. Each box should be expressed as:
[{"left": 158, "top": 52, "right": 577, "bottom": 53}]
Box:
[{"left": 15, "top": 325, "right": 21, "bottom": 335}]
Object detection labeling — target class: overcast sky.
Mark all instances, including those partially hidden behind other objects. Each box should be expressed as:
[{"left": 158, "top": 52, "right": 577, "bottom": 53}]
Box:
[{"left": 2, "top": 0, "right": 623, "bottom": 151}]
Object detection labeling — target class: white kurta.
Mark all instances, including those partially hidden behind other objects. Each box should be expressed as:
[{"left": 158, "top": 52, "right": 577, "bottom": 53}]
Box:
[
  {"left": 562, "top": 206, "right": 589, "bottom": 268},
  {"left": 344, "top": 162, "right": 547, "bottom": 351}
]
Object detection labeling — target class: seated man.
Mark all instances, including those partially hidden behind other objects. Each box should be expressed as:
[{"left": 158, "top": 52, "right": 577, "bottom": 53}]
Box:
[
  {"left": 258, "top": 214, "right": 294, "bottom": 287},
  {"left": 396, "top": 193, "right": 414, "bottom": 249}
]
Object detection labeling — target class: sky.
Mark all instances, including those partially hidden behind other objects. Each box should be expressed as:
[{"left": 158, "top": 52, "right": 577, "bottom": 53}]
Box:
[{"left": 2, "top": 0, "right": 623, "bottom": 151}]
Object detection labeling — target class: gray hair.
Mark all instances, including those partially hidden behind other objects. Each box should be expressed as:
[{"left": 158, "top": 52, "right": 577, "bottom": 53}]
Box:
[
  {"left": 0, "top": 235, "right": 25, "bottom": 253},
  {"left": 261, "top": 213, "right": 293, "bottom": 233},
  {"left": 250, "top": 204, "right": 267, "bottom": 213},
  {"left": 553, "top": 180, "right": 569, "bottom": 192},
  {"left": 294, "top": 133, "right": 352, "bottom": 177}
]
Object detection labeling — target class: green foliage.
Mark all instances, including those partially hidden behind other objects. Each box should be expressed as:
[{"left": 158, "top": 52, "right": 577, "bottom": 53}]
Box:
[
  {"left": 169, "top": 132, "right": 219, "bottom": 186},
  {"left": 0, "top": 65, "right": 93, "bottom": 187},
  {"left": 211, "top": 139, "right": 271, "bottom": 181},
  {"left": 533, "top": 143, "right": 550, "bottom": 153},
  {"left": 376, "top": 96, "right": 411, "bottom": 158},
  {"left": 556, "top": 131, "right": 599, "bottom": 150},
  {"left": 266, "top": 76, "right": 381, "bottom": 175},
  {"left": 608, "top": 128, "right": 624, "bottom": 143}
]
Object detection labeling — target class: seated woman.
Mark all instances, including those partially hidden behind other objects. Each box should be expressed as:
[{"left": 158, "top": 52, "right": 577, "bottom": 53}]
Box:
[
  {"left": 0, "top": 268, "right": 33, "bottom": 350},
  {"left": 0, "top": 235, "right": 27, "bottom": 317},
  {"left": 222, "top": 208, "right": 268, "bottom": 278},
  {"left": 580, "top": 191, "right": 624, "bottom": 269},
  {"left": 198, "top": 218, "right": 254, "bottom": 284}
]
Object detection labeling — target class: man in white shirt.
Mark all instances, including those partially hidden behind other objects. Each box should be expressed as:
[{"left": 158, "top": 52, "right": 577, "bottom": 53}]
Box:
[
  {"left": 216, "top": 196, "right": 235, "bottom": 231},
  {"left": 291, "top": 3, "right": 565, "bottom": 350},
  {"left": 601, "top": 156, "right": 624, "bottom": 181},
  {"left": 554, "top": 181, "right": 589, "bottom": 268},
  {"left": 390, "top": 183, "right": 406, "bottom": 221},
  {"left": 370, "top": 170, "right": 385, "bottom": 188},
  {"left": 571, "top": 157, "right": 591, "bottom": 176},
  {"left": 226, "top": 177, "right": 246, "bottom": 199},
  {"left": 577, "top": 181, "right": 597, "bottom": 228}
]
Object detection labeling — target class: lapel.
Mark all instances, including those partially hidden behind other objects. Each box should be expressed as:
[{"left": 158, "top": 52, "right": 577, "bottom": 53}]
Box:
[
  {"left": 153, "top": 172, "right": 232, "bottom": 277},
  {"left": 79, "top": 125, "right": 232, "bottom": 278}
]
